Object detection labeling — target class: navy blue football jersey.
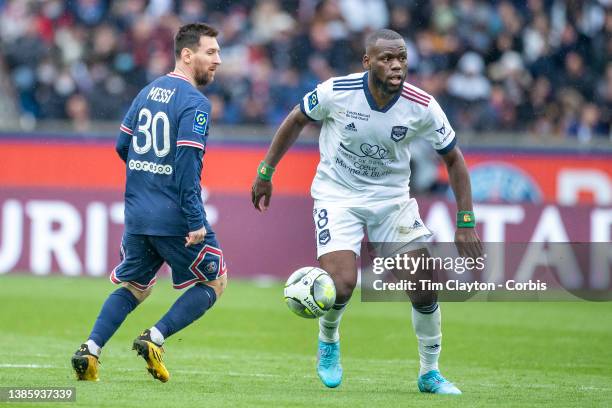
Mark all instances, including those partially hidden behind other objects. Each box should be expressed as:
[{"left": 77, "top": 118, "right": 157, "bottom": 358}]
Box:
[{"left": 115, "top": 72, "right": 211, "bottom": 236}]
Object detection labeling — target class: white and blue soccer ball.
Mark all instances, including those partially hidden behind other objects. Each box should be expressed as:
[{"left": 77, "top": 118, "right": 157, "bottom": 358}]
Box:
[{"left": 284, "top": 267, "right": 336, "bottom": 319}]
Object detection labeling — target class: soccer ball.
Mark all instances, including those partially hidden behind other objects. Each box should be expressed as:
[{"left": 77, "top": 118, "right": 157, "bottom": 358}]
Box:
[{"left": 284, "top": 267, "right": 336, "bottom": 319}]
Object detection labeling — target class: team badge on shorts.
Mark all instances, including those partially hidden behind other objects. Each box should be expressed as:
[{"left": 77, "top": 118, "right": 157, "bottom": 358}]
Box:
[
  {"left": 318, "top": 229, "right": 331, "bottom": 245},
  {"left": 193, "top": 110, "right": 208, "bottom": 135},
  {"left": 205, "top": 261, "right": 218, "bottom": 274},
  {"left": 391, "top": 126, "right": 408, "bottom": 142},
  {"left": 308, "top": 90, "right": 319, "bottom": 110}
]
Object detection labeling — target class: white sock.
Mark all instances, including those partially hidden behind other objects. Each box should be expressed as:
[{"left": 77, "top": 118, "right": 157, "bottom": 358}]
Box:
[
  {"left": 412, "top": 305, "right": 442, "bottom": 376},
  {"left": 318, "top": 303, "right": 347, "bottom": 343},
  {"left": 85, "top": 339, "right": 101, "bottom": 357},
  {"left": 150, "top": 326, "right": 165, "bottom": 346}
]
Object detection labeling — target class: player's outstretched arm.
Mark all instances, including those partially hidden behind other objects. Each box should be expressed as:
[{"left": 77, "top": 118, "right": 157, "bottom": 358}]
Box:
[
  {"left": 251, "top": 105, "right": 311, "bottom": 212},
  {"left": 440, "top": 146, "right": 483, "bottom": 259}
]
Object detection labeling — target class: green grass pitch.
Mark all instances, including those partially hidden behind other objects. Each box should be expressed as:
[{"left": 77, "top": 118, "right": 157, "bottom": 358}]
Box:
[{"left": 0, "top": 275, "right": 610, "bottom": 408}]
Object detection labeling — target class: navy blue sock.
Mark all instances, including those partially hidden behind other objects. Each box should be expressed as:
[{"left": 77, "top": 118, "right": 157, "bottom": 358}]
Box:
[
  {"left": 89, "top": 287, "right": 139, "bottom": 347},
  {"left": 155, "top": 284, "right": 217, "bottom": 339}
]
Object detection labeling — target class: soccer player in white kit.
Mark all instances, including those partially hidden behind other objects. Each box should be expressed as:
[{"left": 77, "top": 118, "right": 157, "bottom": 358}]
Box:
[{"left": 252, "top": 29, "right": 482, "bottom": 394}]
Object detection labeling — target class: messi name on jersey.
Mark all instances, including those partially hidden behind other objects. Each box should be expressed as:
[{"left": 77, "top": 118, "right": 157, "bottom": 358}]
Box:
[{"left": 147, "top": 86, "right": 176, "bottom": 104}]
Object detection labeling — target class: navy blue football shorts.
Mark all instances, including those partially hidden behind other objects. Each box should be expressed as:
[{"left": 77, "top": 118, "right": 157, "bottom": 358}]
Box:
[{"left": 110, "top": 231, "right": 227, "bottom": 291}]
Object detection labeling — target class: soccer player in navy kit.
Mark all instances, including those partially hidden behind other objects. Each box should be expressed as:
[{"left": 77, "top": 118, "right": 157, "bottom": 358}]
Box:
[{"left": 71, "top": 23, "right": 226, "bottom": 382}]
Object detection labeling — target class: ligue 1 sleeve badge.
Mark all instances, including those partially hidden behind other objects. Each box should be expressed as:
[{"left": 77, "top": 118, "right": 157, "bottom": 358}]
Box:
[
  {"left": 193, "top": 110, "right": 208, "bottom": 135},
  {"left": 308, "top": 90, "right": 319, "bottom": 110}
]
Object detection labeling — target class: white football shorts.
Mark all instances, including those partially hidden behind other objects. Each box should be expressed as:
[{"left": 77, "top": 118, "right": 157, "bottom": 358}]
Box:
[{"left": 312, "top": 197, "right": 432, "bottom": 259}]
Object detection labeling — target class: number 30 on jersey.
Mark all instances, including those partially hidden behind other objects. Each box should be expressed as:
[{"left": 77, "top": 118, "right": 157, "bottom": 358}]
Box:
[{"left": 133, "top": 108, "right": 171, "bottom": 157}]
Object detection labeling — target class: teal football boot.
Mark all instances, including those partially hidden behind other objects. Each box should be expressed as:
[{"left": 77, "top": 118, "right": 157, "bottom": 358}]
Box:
[
  {"left": 317, "top": 340, "right": 342, "bottom": 388},
  {"left": 417, "top": 370, "right": 462, "bottom": 395}
]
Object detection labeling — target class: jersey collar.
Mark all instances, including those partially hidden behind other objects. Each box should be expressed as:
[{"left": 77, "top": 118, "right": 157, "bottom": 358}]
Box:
[
  {"left": 167, "top": 71, "right": 192, "bottom": 85},
  {"left": 362, "top": 72, "right": 402, "bottom": 113}
]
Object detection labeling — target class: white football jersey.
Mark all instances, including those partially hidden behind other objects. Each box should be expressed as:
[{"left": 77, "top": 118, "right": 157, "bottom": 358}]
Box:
[{"left": 300, "top": 72, "right": 456, "bottom": 204}]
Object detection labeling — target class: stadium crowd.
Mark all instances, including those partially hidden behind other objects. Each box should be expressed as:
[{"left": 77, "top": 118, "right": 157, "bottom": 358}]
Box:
[{"left": 0, "top": 0, "right": 610, "bottom": 140}]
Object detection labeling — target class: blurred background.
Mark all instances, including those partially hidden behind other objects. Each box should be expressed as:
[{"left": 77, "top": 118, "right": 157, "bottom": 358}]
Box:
[
  {"left": 0, "top": 0, "right": 610, "bottom": 140},
  {"left": 0, "top": 0, "right": 610, "bottom": 280}
]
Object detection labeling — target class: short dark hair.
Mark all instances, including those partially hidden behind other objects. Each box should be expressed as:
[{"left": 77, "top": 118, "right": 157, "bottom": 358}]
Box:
[
  {"left": 365, "top": 29, "right": 404, "bottom": 50},
  {"left": 174, "top": 23, "right": 219, "bottom": 58}
]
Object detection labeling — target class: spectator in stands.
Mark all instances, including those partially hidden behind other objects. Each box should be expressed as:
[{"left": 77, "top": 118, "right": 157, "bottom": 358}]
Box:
[
  {"left": 339, "top": 0, "right": 388, "bottom": 32},
  {"left": 567, "top": 103, "right": 608, "bottom": 142},
  {"left": 66, "top": 93, "right": 91, "bottom": 132},
  {"left": 447, "top": 52, "right": 491, "bottom": 130},
  {"left": 595, "top": 63, "right": 612, "bottom": 138}
]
